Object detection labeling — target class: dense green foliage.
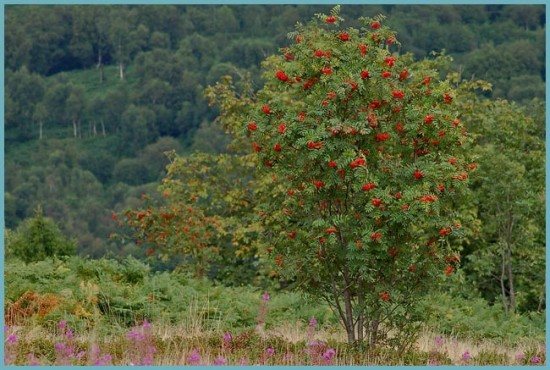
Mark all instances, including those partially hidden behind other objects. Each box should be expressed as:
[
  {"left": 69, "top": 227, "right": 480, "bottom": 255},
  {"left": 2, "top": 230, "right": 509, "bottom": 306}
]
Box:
[
  {"left": 4, "top": 256, "right": 544, "bottom": 345},
  {"left": 6, "top": 207, "right": 77, "bottom": 263},
  {"left": 4, "top": 256, "right": 335, "bottom": 333}
]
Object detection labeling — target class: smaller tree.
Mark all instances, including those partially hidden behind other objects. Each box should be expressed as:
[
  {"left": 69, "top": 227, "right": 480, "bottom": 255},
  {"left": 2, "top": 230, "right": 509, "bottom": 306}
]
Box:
[{"left": 6, "top": 206, "right": 77, "bottom": 263}]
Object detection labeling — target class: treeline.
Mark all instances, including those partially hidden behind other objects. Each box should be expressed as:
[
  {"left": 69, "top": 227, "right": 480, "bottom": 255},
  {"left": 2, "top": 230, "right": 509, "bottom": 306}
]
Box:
[
  {"left": 5, "top": 5, "right": 545, "bottom": 261},
  {"left": 6, "top": 5, "right": 545, "bottom": 142}
]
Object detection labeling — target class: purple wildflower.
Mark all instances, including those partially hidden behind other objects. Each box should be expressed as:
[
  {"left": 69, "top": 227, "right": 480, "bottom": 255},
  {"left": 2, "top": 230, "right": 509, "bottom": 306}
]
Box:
[
  {"left": 531, "top": 356, "right": 542, "bottom": 364},
  {"left": 126, "top": 329, "right": 145, "bottom": 342},
  {"left": 428, "top": 358, "right": 439, "bottom": 366},
  {"left": 515, "top": 352, "right": 525, "bottom": 362},
  {"left": 434, "top": 335, "right": 444, "bottom": 347},
  {"left": 65, "top": 328, "right": 74, "bottom": 340},
  {"left": 94, "top": 354, "right": 113, "bottom": 366},
  {"left": 266, "top": 347, "right": 275, "bottom": 356},
  {"left": 187, "top": 349, "right": 201, "bottom": 365},
  {"left": 309, "top": 316, "right": 317, "bottom": 328},
  {"left": 58, "top": 320, "right": 67, "bottom": 331},
  {"left": 223, "top": 332, "right": 232, "bottom": 343},
  {"left": 7, "top": 333, "right": 18, "bottom": 344},
  {"left": 213, "top": 356, "right": 227, "bottom": 365},
  {"left": 461, "top": 351, "right": 471, "bottom": 362},
  {"left": 323, "top": 348, "right": 336, "bottom": 364},
  {"left": 54, "top": 342, "right": 66, "bottom": 352},
  {"left": 238, "top": 357, "right": 249, "bottom": 365},
  {"left": 142, "top": 319, "right": 151, "bottom": 329},
  {"left": 262, "top": 292, "right": 270, "bottom": 301},
  {"left": 27, "top": 353, "right": 41, "bottom": 366}
]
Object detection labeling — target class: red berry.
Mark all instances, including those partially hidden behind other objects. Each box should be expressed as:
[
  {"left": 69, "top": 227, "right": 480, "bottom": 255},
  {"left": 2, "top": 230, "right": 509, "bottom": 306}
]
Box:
[
  {"left": 322, "top": 66, "right": 332, "bottom": 75},
  {"left": 349, "top": 157, "right": 366, "bottom": 169},
  {"left": 371, "top": 21, "right": 381, "bottom": 30},
  {"left": 325, "top": 15, "right": 336, "bottom": 24},
  {"left": 275, "top": 70, "right": 289, "bottom": 82},
  {"left": 313, "top": 180, "right": 325, "bottom": 189},
  {"left": 413, "top": 169, "right": 424, "bottom": 180},
  {"left": 395, "top": 122, "right": 404, "bottom": 133},
  {"left": 371, "top": 232, "right": 382, "bottom": 241},
  {"left": 278, "top": 123, "right": 287, "bottom": 134},
  {"left": 247, "top": 122, "right": 258, "bottom": 131},
  {"left": 392, "top": 90, "right": 405, "bottom": 99},
  {"left": 360, "top": 70, "right": 370, "bottom": 79},
  {"left": 375, "top": 132, "right": 391, "bottom": 142},
  {"left": 326, "top": 226, "right": 337, "bottom": 234},
  {"left": 371, "top": 198, "right": 382, "bottom": 207},
  {"left": 338, "top": 32, "right": 350, "bottom": 41},
  {"left": 361, "top": 182, "right": 376, "bottom": 191},
  {"left": 384, "top": 56, "right": 396, "bottom": 67},
  {"left": 307, "top": 141, "right": 323, "bottom": 150},
  {"left": 273, "top": 143, "right": 282, "bottom": 152},
  {"left": 439, "top": 227, "right": 451, "bottom": 237}
]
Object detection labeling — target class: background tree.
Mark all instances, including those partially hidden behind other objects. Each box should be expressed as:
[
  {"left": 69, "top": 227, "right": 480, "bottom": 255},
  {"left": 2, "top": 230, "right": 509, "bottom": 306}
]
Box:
[
  {"left": 7, "top": 206, "right": 77, "bottom": 263},
  {"left": 455, "top": 93, "right": 545, "bottom": 314}
]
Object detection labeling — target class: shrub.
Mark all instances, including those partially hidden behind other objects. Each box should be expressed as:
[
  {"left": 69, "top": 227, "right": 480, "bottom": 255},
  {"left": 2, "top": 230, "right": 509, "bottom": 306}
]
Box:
[{"left": 6, "top": 206, "right": 76, "bottom": 263}]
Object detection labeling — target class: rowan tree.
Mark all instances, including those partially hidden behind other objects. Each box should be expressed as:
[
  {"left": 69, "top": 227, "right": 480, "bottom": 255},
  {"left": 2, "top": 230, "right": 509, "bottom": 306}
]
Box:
[{"left": 240, "top": 8, "right": 475, "bottom": 347}]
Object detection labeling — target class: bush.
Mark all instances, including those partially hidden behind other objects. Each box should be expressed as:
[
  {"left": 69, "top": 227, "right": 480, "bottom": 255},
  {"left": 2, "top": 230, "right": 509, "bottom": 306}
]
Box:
[
  {"left": 6, "top": 207, "right": 76, "bottom": 263},
  {"left": 419, "top": 292, "right": 545, "bottom": 343}
]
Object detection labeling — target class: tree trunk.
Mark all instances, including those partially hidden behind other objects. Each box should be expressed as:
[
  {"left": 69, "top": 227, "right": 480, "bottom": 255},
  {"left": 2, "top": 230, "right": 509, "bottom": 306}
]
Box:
[
  {"left": 119, "top": 62, "right": 124, "bottom": 80},
  {"left": 506, "top": 245, "right": 516, "bottom": 312},
  {"left": 93, "top": 121, "right": 97, "bottom": 137},
  {"left": 97, "top": 53, "right": 104, "bottom": 83},
  {"left": 369, "top": 318, "right": 380, "bottom": 346},
  {"left": 39, "top": 120, "right": 43, "bottom": 140},
  {"left": 342, "top": 268, "right": 356, "bottom": 344},
  {"left": 72, "top": 119, "right": 77, "bottom": 138},
  {"left": 500, "top": 246, "right": 509, "bottom": 314},
  {"left": 357, "top": 285, "right": 364, "bottom": 342},
  {"left": 100, "top": 119, "right": 106, "bottom": 136}
]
